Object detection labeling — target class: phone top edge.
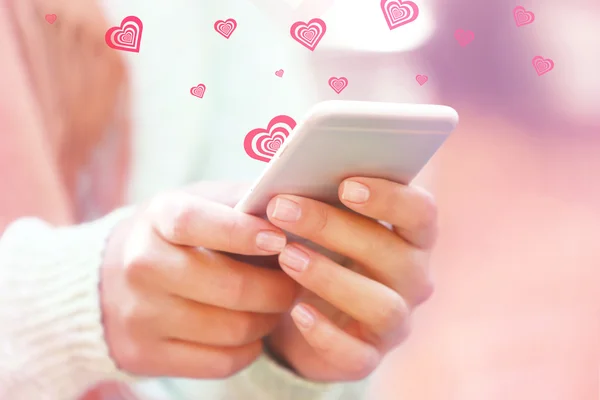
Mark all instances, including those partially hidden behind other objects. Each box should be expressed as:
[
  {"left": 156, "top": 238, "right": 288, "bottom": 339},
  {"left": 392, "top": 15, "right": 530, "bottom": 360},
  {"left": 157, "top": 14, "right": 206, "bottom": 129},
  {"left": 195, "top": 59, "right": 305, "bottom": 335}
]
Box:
[{"left": 304, "top": 101, "right": 459, "bottom": 133}]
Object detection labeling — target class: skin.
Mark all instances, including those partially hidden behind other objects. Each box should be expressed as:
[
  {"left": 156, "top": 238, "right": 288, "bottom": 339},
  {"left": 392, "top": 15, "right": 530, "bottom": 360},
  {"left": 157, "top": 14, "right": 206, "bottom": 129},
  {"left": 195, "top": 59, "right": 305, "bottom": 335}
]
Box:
[{"left": 101, "top": 178, "right": 436, "bottom": 381}]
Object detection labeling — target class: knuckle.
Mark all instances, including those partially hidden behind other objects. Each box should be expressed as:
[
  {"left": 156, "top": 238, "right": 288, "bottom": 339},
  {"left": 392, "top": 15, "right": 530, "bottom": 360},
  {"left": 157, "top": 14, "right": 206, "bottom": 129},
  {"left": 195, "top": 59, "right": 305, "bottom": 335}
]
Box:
[
  {"left": 114, "top": 341, "right": 146, "bottom": 373},
  {"left": 220, "top": 271, "right": 249, "bottom": 309},
  {"left": 224, "top": 313, "right": 255, "bottom": 344},
  {"left": 398, "top": 320, "right": 413, "bottom": 343},
  {"left": 123, "top": 250, "right": 156, "bottom": 286},
  {"left": 210, "top": 353, "right": 245, "bottom": 379},
  {"left": 311, "top": 203, "right": 330, "bottom": 235},
  {"left": 225, "top": 215, "right": 243, "bottom": 251},
  {"left": 372, "top": 291, "right": 410, "bottom": 332},
  {"left": 412, "top": 188, "right": 438, "bottom": 233},
  {"left": 389, "top": 319, "right": 413, "bottom": 350},
  {"left": 346, "top": 353, "right": 380, "bottom": 380},
  {"left": 414, "top": 276, "right": 435, "bottom": 306},
  {"left": 168, "top": 198, "right": 197, "bottom": 243},
  {"left": 120, "top": 301, "right": 146, "bottom": 334},
  {"left": 310, "top": 326, "right": 336, "bottom": 356}
]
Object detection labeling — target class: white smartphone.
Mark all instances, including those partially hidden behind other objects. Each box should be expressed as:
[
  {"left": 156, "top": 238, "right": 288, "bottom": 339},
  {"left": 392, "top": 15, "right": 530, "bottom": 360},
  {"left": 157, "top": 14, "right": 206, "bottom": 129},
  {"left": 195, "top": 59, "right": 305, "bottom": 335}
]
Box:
[{"left": 235, "top": 100, "right": 459, "bottom": 216}]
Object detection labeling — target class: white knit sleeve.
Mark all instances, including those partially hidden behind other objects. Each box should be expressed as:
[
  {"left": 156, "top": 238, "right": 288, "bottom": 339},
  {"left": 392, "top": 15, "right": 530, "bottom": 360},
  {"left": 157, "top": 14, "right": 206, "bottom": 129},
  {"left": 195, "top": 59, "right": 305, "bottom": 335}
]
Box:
[{"left": 0, "top": 207, "right": 136, "bottom": 400}]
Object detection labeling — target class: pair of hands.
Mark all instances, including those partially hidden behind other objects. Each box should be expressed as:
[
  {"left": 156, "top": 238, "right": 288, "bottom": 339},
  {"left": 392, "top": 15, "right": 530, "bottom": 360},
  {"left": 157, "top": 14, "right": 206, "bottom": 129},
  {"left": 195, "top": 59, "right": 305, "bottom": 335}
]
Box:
[{"left": 100, "top": 178, "right": 437, "bottom": 382}]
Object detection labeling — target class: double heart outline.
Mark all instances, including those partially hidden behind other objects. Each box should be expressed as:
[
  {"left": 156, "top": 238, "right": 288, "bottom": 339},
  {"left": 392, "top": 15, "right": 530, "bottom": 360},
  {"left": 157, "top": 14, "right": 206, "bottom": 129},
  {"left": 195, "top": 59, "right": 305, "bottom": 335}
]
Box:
[
  {"left": 105, "top": 15, "right": 143, "bottom": 53},
  {"left": 380, "top": 0, "right": 420, "bottom": 31},
  {"left": 290, "top": 18, "right": 327, "bottom": 51},
  {"left": 328, "top": 77, "right": 348, "bottom": 94},
  {"left": 244, "top": 115, "right": 297, "bottom": 163},
  {"left": 532, "top": 56, "right": 554, "bottom": 76},
  {"left": 190, "top": 84, "right": 206, "bottom": 98},
  {"left": 513, "top": 6, "right": 535, "bottom": 27},
  {"left": 214, "top": 18, "right": 238, "bottom": 39}
]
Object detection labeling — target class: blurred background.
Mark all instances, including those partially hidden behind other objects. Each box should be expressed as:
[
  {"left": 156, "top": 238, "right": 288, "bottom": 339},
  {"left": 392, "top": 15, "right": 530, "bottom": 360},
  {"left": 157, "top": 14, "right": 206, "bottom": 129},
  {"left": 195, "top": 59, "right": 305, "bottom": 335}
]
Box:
[{"left": 97, "top": 0, "right": 600, "bottom": 398}]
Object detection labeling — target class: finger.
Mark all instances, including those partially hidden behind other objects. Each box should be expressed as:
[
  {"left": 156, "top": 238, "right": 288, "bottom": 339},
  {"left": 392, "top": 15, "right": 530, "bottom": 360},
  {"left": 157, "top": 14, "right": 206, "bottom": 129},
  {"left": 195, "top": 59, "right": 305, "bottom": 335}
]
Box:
[
  {"left": 157, "top": 296, "right": 280, "bottom": 346},
  {"left": 290, "top": 303, "right": 380, "bottom": 380},
  {"left": 266, "top": 194, "right": 398, "bottom": 270},
  {"left": 339, "top": 178, "right": 438, "bottom": 249},
  {"left": 141, "top": 339, "right": 263, "bottom": 379},
  {"left": 279, "top": 244, "right": 409, "bottom": 341},
  {"left": 124, "top": 235, "right": 298, "bottom": 313},
  {"left": 266, "top": 194, "right": 432, "bottom": 305},
  {"left": 148, "top": 191, "right": 287, "bottom": 255}
]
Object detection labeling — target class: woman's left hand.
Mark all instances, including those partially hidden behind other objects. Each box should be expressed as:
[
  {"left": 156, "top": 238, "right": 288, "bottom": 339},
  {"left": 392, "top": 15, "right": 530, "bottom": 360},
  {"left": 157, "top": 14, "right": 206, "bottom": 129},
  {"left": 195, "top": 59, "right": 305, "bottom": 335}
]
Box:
[{"left": 265, "top": 177, "right": 438, "bottom": 382}]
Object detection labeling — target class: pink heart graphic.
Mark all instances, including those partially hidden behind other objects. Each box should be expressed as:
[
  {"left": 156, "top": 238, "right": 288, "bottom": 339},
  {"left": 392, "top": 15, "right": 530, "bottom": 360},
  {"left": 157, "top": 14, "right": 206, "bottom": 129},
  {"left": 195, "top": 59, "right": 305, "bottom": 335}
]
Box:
[
  {"left": 415, "top": 75, "right": 428, "bottom": 86},
  {"left": 190, "top": 84, "right": 206, "bottom": 98},
  {"left": 290, "top": 18, "right": 326, "bottom": 51},
  {"left": 380, "top": 0, "right": 419, "bottom": 30},
  {"left": 244, "top": 115, "right": 297, "bottom": 163},
  {"left": 275, "top": 69, "right": 284, "bottom": 77},
  {"left": 45, "top": 14, "right": 57, "bottom": 24},
  {"left": 513, "top": 6, "right": 535, "bottom": 27},
  {"left": 532, "top": 56, "right": 554, "bottom": 76},
  {"left": 328, "top": 77, "right": 348, "bottom": 94},
  {"left": 214, "top": 18, "right": 237, "bottom": 39},
  {"left": 105, "top": 16, "right": 143, "bottom": 53},
  {"left": 454, "top": 29, "right": 474, "bottom": 47}
]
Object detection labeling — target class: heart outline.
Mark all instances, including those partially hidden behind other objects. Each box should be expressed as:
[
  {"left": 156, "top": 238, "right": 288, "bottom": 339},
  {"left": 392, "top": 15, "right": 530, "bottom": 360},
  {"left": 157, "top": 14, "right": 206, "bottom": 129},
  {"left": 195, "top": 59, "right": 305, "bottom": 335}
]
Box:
[
  {"left": 454, "top": 29, "right": 474, "bottom": 47},
  {"left": 328, "top": 77, "right": 348, "bottom": 94},
  {"left": 290, "top": 18, "right": 327, "bottom": 51},
  {"left": 244, "top": 115, "right": 297, "bottom": 163},
  {"left": 532, "top": 56, "right": 554, "bottom": 76},
  {"left": 105, "top": 16, "right": 143, "bottom": 53},
  {"left": 190, "top": 84, "right": 206, "bottom": 98},
  {"left": 214, "top": 18, "right": 237, "bottom": 39},
  {"left": 380, "top": 0, "right": 419, "bottom": 30},
  {"left": 415, "top": 75, "right": 428, "bottom": 86},
  {"left": 513, "top": 6, "right": 535, "bottom": 27}
]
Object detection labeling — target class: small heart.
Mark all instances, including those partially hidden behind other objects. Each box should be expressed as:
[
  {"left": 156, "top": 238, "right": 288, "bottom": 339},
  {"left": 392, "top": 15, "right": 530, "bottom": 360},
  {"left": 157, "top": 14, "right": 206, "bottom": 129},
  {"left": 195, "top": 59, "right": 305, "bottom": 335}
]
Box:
[
  {"left": 415, "top": 74, "right": 428, "bottom": 86},
  {"left": 190, "top": 84, "right": 206, "bottom": 98},
  {"left": 513, "top": 6, "right": 535, "bottom": 27},
  {"left": 532, "top": 56, "right": 554, "bottom": 76},
  {"left": 45, "top": 14, "right": 57, "bottom": 24},
  {"left": 328, "top": 77, "right": 348, "bottom": 94},
  {"left": 454, "top": 29, "right": 474, "bottom": 47},
  {"left": 275, "top": 69, "right": 284, "bottom": 77},
  {"left": 214, "top": 18, "right": 237, "bottom": 39}
]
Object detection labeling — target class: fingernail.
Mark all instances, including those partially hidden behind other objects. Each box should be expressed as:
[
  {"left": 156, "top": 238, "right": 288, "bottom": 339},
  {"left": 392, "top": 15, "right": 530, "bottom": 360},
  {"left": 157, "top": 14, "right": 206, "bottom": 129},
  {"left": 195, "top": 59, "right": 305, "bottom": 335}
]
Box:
[
  {"left": 342, "top": 181, "right": 370, "bottom": 203},
  {"left": 271, "top": 198, "right": 301, "bottom": 222},
  {"left": 280, "top": 246, "right": 310, "bottom": 272},
  {"left": 291, "top": 304, "right": 314, "bottom": 330},
  {"left": 256, "top": 231, "right": 286, "bottom": 252}
]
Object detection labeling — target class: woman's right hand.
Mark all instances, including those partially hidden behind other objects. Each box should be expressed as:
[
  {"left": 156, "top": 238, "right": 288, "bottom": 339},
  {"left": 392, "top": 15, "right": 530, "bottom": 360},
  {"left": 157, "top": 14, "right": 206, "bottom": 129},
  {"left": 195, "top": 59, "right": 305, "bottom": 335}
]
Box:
[{"left": 100, "top": 183, "right": 298, "bottom": 379}]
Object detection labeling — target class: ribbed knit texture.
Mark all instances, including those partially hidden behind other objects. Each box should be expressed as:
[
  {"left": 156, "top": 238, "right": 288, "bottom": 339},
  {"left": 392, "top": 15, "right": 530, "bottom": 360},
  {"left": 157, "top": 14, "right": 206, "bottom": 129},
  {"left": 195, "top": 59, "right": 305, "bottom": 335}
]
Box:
[{"left": 0, "top": 208, "right": 135, "bottom": 399}]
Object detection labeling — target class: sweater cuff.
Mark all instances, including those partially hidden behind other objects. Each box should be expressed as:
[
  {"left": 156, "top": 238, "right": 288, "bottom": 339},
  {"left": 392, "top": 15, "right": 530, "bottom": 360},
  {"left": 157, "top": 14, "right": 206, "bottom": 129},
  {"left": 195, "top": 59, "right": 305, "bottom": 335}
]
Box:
[{"left": 0, "top": 207, "right": 136, "bottom": 400}]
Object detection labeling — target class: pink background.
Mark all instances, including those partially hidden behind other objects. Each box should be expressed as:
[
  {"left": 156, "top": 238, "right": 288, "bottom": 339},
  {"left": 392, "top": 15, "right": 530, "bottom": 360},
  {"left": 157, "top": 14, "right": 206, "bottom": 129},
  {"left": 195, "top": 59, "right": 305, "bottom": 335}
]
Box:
[{"left": 373, "top": 0, "right": 600, "bottom": 398}]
